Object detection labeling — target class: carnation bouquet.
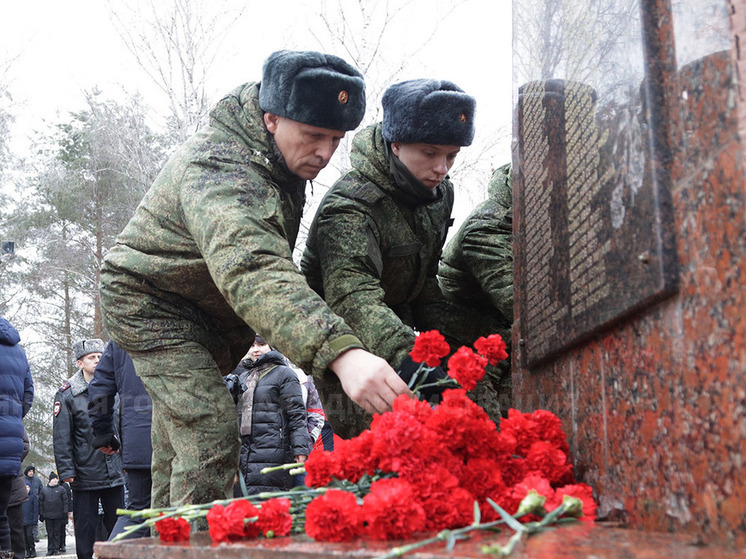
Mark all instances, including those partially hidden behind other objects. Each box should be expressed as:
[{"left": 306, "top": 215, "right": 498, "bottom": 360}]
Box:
[{"left": 115, "top": 332, "right": 596, "bottom": 556}]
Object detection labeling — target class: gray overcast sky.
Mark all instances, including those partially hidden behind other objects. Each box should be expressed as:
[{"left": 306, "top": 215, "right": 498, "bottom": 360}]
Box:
[{"left": 1, "top": 0, "right": 512, "bottom": 218}]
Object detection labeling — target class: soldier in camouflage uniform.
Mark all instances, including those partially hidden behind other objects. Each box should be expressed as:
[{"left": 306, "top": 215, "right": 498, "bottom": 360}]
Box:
[
  {"left": 99, "top": 50, "right": 409, "bottom": 509},
  {"left": 302, "top": 79, "right": 495, "bottom": 437},
  {"left": 437, "top": 164, "right": 514, "bottom": 412}
]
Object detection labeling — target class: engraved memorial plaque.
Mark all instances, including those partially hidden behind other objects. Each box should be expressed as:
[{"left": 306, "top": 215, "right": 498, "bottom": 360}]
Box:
[{"left": 513, "top": 0, "right": 679, "bottom": 367}]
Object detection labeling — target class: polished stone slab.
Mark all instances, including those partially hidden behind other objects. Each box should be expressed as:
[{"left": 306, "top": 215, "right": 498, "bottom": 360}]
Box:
[{"left": 94, "top": 523, "right": 746, "bottom": 558}]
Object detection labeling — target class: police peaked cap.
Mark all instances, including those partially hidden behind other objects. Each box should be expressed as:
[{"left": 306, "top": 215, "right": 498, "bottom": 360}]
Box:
[
  {"left": 382, "top": 79, "right": 476, "bottom": 146},
  {"left": 259, "top": 50, "right": 366, "bottom": 131},
  {"left": 73, "top": 338, "right": 106, "bottom": 360}
]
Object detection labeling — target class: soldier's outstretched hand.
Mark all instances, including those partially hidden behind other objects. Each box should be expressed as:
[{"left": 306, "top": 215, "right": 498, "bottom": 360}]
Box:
[{"left": 330, "top": 348, "right": 411, "bottom": 415}]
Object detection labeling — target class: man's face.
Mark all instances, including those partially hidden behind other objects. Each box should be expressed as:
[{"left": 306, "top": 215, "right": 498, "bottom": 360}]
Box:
[
  {"left": 391, "top": 142, "right": 461, "bottom": 189},
  {"left": 264, "top": 114, "right": 346, "bottom": 180},
  {"left": 77, "top": 352, "right": 101, "bottom": 376},
  {"left": 49, "top": 478, "right": 59, "bottom": 486},
  {"left": 26, "top": 470, "right": 34, "bottom": 478}
]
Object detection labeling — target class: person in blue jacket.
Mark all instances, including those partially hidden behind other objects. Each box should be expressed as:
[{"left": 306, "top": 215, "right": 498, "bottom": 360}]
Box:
[
  {"left": 88, "top": 340, "right": 153, "bottom": 540},
  {"left": 0, "top": 316, "right": 34, "bottom": 559}
]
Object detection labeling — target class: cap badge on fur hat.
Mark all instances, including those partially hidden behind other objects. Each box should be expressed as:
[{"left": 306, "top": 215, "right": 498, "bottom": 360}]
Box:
[
  {"left": 382, "top": 78, "right": 476, "bottom": 146},
  {"left": 73, "top": 338, "right": 106, "bottom": 361},
  {"left": 259, "top": 50, "right": 366, "bottom": 131}
]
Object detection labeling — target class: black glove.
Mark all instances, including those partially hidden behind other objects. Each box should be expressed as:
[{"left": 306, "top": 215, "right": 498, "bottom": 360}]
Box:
[
  {"left": 91, "top": 432, "right": 120, "bottom": 451},
  {"left": 223, "top": 373, "right": 239, "bottom": 392},
  {"left": 223, "top": 374, "right": 240, "bottom": 403},
  {"left": 398, "top": 356, "right": 449, "bottom": 402}
]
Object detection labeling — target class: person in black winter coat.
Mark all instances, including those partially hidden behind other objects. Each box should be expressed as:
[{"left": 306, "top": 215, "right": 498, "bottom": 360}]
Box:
[
  {"left": 22, "top": 479, "right": 38, "bottom": 557},
  {"left": 0, "top": 316, "right": 34, "bottom": 558},
  {"left": 224, "top": 335, "right": 309, "bottom": 495},
  {"left": 88, "top": 341, "right": 152, "bottom": 540},
  {"left": 39, "top": 473, "right": 68, "bottom": 556},
  {"left": 52, "top": 339, "right": 124, "bottom": 559}
]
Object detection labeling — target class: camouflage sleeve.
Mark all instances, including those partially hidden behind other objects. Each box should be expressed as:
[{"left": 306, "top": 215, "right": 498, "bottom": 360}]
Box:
[
  {"left": 461, "top": 209, "right": 514, "bottom": 322},
  {"left": 312, "top": 198, "right": 416, "bottom": 370},
  {"left": 179, "top": 166, "right": 362, "bottom": 377}
]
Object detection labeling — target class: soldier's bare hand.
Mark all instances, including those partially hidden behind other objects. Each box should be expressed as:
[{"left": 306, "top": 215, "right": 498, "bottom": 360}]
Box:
[{"left": 330, "top": 348, "right": 411, "bottom": 415}]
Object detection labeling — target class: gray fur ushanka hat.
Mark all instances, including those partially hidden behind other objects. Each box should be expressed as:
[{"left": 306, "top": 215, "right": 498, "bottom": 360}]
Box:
[
  {"left": 259, "top": 50, "right": 366, "bottom": 131},
  {"left": 382, "top": 79, "right": 476, "bottom": 146},
  {"left": 73, "top": 338, "right": 106, "bottom": 361}
]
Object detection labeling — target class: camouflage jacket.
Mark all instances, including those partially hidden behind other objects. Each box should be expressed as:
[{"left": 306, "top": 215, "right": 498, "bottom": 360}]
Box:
[
  {"left": 438, "top": 163, "right": 514, "bottom": 322},
  {"left": 99, "top": 82, "right": 362, "bottom": 377},
  {"left": 301, "top": 123, "right": 454, "bottom": 371}
]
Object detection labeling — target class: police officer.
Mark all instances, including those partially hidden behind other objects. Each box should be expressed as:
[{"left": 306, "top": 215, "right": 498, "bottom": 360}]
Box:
[
  {"left": 99, "top": 50, "right": 410, "bottom": 509},
  {"left": 301, "top": 79, "right": 480, "bottom": 436},
  {"left": 53, "top": 339, "right": 124, "bottom": 559}
]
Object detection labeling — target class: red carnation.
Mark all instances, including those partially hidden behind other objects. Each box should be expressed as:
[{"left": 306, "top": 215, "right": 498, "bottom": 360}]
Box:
[
  {"left": 427, "top": 389, "right": 497, "bottom": 460},
  {"left": 370, "top": 406, "right": 438, "bottom": 476},
  {"left": 530, "top": 409, "right": 571, "bottom": 455},
  {"left": 410, "top": 330, "right": 450, "bottom": 367},
  {"left": 362, "top": 478, "right": 426, "bottom": 540},
  {"left": 206, "top": 505, "right": 230, "bottom": 543},
  {"left": 474, "top": 334, "right": 508, "bottom": 365},
  {"left": 500, "top": 408, "right": 542, "bottom": 456},
  {"left": 498, "top": 473, "right": 554, "bottom": 520},
  {"left": 525, "top": 440, "right": 573, "bottom": 485},
  {"left": 420, "top": 486, "right": 476, "bottom": 531},
  {"left": 257, "top": 498, "right": 292, "bottom": 537},
  {"left": 305, "top": 489, "right": 363, "bottom": 542},
  {"left": 304, "top": 449, "right": 339, "bottom": 488},
  {"left": 155, "top": 515, "right": 190, "bottom": 542},
  {"left": 547, "top": 483, "right": 597, "bottom": 522},
  {"left": 392, "top": 393, "right": 435, "bottom": 422},
  {"left": 226, "top": 499, "right": 261, "bottom": 539},
  {"left": 459, "top": 457, "right": 507, "bottom": 502},
  {"left": 446, "top": 347, "right": 488, "bottom": 390},
  {"left": 333, "top": 430, "right": 378, "bottom": 483},
  {"left": 206, "top": 500, "right": 261, "bottom": 543}
]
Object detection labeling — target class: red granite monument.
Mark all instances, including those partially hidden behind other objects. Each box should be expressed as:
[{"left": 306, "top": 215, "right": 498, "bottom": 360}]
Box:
[{"left": 512, "top": 0, "right": 746, "bottom": 549}]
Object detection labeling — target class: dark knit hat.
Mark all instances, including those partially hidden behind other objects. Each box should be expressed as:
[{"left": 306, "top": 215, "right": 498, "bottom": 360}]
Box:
[
  {"left": 259, "top": 50, "right": 366, "bottom": 131},
  {"left": 73, "top": 338, "right": 106, "bottom": 361},
  {"left": 382, "top": 79, "right": 476, "bottom": 146},
  {"left": 49, "top": 471, "right": 58, "bottom": 480}
]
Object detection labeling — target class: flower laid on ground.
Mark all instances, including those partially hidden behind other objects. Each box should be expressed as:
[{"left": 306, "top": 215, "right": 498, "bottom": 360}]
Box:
[
  {"left": 154, "top": 515, "right": 190, "bottom": 542},
  {"left": 113, "top": 331, "right": 596, "bottom": 557}
]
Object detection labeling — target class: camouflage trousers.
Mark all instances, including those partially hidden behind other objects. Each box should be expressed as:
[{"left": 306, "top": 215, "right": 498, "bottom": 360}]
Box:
[{"left": 128, "top": 341, "right": 240, "bottom": 509}]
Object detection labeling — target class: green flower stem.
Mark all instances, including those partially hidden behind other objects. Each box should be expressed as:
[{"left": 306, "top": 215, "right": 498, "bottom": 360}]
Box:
[
  {"left": 412, "top": 379, "right": 459, "bottom": 392},
  {"left": 108, "top": 482, "right": 373, "bottom": 544},
  {"left": 260, "top": 462, "right": 304, "bottom": 474},
  {"left": 377, "top": 518, "right": 507, "bottom": 559},
  {"left": 378, "top": 496, "right": 581, "bottom": 559}
]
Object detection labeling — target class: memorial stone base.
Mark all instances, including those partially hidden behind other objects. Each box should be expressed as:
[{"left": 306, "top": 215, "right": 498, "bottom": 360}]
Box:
[{"left": 95, "top": 524, "right": 745, "bottom": 558}]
